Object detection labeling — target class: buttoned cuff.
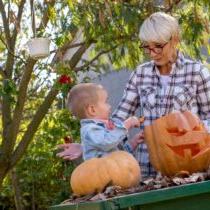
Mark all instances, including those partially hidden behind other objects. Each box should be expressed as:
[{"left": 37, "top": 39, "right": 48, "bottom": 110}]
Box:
[{"left": 110, "top": 118, "right": 127, "bottom": 130}]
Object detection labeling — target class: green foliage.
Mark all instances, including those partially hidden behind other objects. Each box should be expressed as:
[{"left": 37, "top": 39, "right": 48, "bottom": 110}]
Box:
[
  {"left": 72, "top": 1, "right": 146, "bottom": 69},
  {"left": 0, "top": 109, "right": 80, "bottom": 209},
  {"left": 177, "top": 2, "right": 210, "bottom": 60},
  {"left": 53, "top": 0, "right": 210, "bottom": 71},
  {"left": 0, "top": 79, "right": 17, "bottom": 104}
]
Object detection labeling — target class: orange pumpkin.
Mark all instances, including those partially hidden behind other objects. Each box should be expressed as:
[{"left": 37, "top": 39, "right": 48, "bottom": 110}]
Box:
[
  {"left": 144, "top": 110, "right": 210, "bottom": 176},
  {"left": 70, "top": 151, "right": 141, "bottom": 196}
]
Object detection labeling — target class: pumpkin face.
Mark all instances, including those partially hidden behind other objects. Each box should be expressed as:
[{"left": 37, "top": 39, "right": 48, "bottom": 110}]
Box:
[
  {"left": 144, "top": 110, "right": 210, "bottom": 176},
  {"left": 70, "top": 151, "right": 141, "bottom": 196}
]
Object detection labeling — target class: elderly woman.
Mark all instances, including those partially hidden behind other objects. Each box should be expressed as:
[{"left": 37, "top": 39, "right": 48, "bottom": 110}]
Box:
[
  {"left": 57, "top": 12, "right": 210, "bottom": 178},
  {"left": 112, "top": 12, "right": 210, "bottom": 178}
]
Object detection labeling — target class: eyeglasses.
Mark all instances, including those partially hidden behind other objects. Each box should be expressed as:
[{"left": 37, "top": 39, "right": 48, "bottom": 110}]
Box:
[{"left": 140, "top": 42, "right": 169, "bottom": 54}]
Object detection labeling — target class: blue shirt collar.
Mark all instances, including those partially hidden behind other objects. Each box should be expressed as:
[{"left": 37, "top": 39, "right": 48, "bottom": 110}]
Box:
[{"left": 80, "top": 119, "right": 107, "bottom": 127}]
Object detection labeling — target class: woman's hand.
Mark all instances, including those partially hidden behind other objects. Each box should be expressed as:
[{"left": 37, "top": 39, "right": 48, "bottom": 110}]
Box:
[
  {"left": 56, "top": 143, "right": 83, "bottom": 160},
  {"left": 124, "top": 116, "right": 144, "bottom": 130}
]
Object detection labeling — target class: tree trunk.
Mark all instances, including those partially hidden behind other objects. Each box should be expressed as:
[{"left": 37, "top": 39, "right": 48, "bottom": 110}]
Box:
[
  {"left": 0, "top": 176, "right": 4, "bottom": 191},
  {"left": 0, "top": 165, "right": 8, "bottom": 191},
  {"left": 32, "top": 182, "right": 35, "bottom": 210},
  {"left": 11, "top": 168, "right": 24, "bottom": 210}
]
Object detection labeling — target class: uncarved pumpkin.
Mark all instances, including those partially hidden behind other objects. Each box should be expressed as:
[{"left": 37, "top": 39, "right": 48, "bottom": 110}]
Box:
[
  {"left": 70, "top": 151, "right": 141, "bottom": 196},
  {"left": 144, "top": 110, "right": 210, "bottom": 176}
]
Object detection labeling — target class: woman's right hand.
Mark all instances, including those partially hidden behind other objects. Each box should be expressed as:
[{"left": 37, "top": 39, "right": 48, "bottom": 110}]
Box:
[
  {"left": 56, "top": 143, "right": 83, "bottom": 160},
  {"left": 124, "top": 116, "right": 144, "bottom": 129}
]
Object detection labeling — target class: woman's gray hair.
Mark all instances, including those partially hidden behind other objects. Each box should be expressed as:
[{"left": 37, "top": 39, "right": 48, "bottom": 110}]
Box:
[{"left": 139, "top": 12, "right": 180, "bottom": 44}]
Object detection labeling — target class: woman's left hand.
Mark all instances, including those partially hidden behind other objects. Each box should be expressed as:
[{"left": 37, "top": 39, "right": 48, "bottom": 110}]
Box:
[{"left": 56, "top": 143, "right": 83, "bottom": 160}]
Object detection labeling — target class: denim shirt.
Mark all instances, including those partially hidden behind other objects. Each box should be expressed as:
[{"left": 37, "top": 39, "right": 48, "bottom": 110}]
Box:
[{"left": 80, "top": 118, "right": 130, "bottom": 160}]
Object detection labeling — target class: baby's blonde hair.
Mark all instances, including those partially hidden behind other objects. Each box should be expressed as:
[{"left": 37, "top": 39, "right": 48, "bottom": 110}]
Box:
[
  {"left": 67, "top": 83, "right": 104, "bottom": 119},
  {"left": 139, "top": 12, "right": 180, "bottom": 44}
]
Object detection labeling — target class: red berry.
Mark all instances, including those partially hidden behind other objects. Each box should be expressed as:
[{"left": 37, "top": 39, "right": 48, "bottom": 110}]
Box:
[
  {"left": 64, "top": 136, "right": 72, "bottom": 143},
  {"left": 58, "top": 75, "right": 72, "bottom": 84}
]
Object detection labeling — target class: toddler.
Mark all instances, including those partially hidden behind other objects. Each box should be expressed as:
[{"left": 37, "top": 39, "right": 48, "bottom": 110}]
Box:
[{"left": 67, "top": 83, "right": 144, "bottom": 160}]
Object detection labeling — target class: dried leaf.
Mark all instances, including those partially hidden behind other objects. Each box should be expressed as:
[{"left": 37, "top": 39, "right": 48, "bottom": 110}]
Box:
[
  {"left": 104, "top": 185, "right": 122, "bottom": 196},
  {"left": 160, "top": 178, "right": 169, "bottom": 187},
  {"left": 184, "top": 173, "right": 205, "bottom": 183},
  {"left": 64, "top": 167, "right": 210, "bottom": 204},
  {"left": 90, "top": 193, "right": 107, "bottom": 201},
  {"left": 174, "top": 170, "right": 190, "bottom": 178},
  {"left": 142, "top": 178, "right": 154, "bottom": 185},
  {"left": 153, "top": 184, "right": 162, "bottom": 189},
  {"left": 172, "top": 177, "right": 186, "bottom": 185}
]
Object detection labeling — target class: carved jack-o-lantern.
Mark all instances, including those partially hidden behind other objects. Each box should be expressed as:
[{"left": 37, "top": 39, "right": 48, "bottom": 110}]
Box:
[{"left": 144, "top": 111, "right": 210, "bottom": 176}]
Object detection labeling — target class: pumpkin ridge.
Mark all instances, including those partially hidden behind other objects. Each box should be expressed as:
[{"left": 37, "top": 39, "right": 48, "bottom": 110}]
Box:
[{"left": 70, "top": 151, "right": 141, "bottom": 196}]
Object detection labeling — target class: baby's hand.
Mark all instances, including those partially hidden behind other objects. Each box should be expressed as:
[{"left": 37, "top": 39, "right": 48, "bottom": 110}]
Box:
[
  {"left": 124, "top": 116, "right": 144, "bottom": 130},
  {"left": 129, "top": 132, "right": 144, "bottom": 150}
]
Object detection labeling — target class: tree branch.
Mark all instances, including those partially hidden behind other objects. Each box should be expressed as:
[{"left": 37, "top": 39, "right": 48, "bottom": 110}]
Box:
[
  {"left": 0, "top": 63, "right": 5, "bottom": 77},
  {"left": 49, "top": 41, "right": 87, "bottom": 54},
  {"left": 10, "top": 86, "right": 59, "bottom": 168},
  {"left": 1, "top": 58, "right": 36, "bottom": 157},
  {"left": 165, "top": 0, "right": 182, "bottom": 13},
  {"left": 68, "top": 42, "right": 91, "bottom": 69},
  {"left": 75, "top": 45, "right": 118, "bottom": 72},
  {"left": 0, "top": 33, "right": 26, "bottom": 66},
  {"left": 0, "top": 1, "right": 26, "bottom": 78},
  {"left": 2, "top": 0, "right": 57, "bottom": 159},
  {"left": 51, "top": 28, "right": 82, "bottom": 65},
  {"left": 37, "top": 0, "right": 56, "bottom": 33},
  {"left": 10, "top": 169, "right": 24, "bottom": 210},
  {"left": 11, "top": 0, "right": 26, "bottom": 44},
  {"left": 1, "top": 80, "right": 12, "bottom": 158},
  {"left": 0, "top": 0, "right": 10, "bottom": 45}
]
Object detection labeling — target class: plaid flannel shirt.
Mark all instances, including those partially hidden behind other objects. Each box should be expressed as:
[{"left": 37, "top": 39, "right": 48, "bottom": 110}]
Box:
[{"left": 112, "top": 51, "right": 210, "bottom": 178}]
